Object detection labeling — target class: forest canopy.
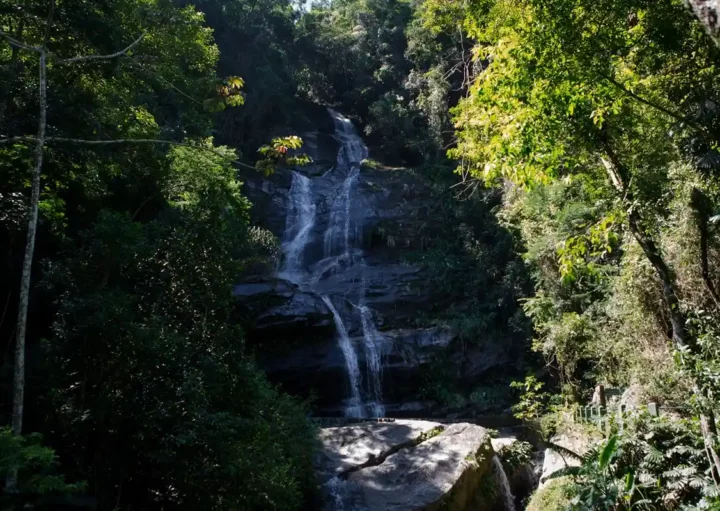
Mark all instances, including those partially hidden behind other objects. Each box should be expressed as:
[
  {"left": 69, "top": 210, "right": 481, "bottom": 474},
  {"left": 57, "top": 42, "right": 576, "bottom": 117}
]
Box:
[{"left": 2, "top": 0, "right": 720, "bottom": 509}]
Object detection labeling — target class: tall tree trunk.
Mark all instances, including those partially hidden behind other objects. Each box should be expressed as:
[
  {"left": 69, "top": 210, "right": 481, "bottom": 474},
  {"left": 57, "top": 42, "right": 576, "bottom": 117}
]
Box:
[
  {"left": 685, "top": 0, "right": 720, "bottom": 46},
  {"left": 624, "top": 207, "right": 689, "bottom": 347},
  {"left": 12, "top": 50, "right": 47, "bottom": 438},
  {"left": 601, "top": 147, "right": 688, "bottom": 347},
  {"left": 691, "top": 188, "right": 720, "bottom": 309},
  {"left": 5, "top": 44, "right": 48, "bottom": 493}
]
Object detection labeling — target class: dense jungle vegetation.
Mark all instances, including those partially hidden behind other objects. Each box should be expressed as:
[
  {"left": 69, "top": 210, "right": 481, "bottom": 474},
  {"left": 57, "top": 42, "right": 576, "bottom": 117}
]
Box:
[{"left": 2, "top": 0, "right": 720, "bottom": 509}]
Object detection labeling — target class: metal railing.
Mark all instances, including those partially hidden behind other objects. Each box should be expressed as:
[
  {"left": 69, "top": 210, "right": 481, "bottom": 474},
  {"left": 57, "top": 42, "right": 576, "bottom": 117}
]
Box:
[{"left": 573, "top": 401, "right": 664, "bottom": 436}]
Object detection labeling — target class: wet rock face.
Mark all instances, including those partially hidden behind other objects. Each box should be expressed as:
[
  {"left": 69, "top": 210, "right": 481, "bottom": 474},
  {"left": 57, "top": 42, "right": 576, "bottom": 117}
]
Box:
[
  {"left": 235, "top": 111, "right": 510, "bottom": 416},
  {"left": 241, "top": 161, "right": 438, "bottom": 331},
  {"left": 234, "top": 277, "right": 334, "bottom": 339},
  {"left": 492, "top": 437, "right": 540, "bottom": 508},
  {"left": 315, "top": 421, "right": 498, "bottom": 511},
  {"left": 256, "top": 325, "right": 454, "bottom": 414}
]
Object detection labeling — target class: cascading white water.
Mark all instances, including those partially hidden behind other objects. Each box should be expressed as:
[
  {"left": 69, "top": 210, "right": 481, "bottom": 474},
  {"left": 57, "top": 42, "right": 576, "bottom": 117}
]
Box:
[
  {"left": 277, "top": 108, "right": 386, "bottom": 418},
  {"left": 325, "top": 476, "right": 347, "bottom": 511},
  {"left": 324, "top": 166, "right": 359, "bottom": 259},
  {"left": 327, "top": 110, "right": 386, "bottom": 418},
  {"left": 329, "top": 108, "right": 368, "bottom": 167},
  {"left": 492, "top": 456, "right": 517, "bottom": 511},
  {"left": 322, "top": 295, "right": 363, "bottom": 418},
  {"left": 359, "top": 305, "right": 385, "bottom": 417},
  {"left": 279, "top": 171, "right": 316, "bottom": 283}
]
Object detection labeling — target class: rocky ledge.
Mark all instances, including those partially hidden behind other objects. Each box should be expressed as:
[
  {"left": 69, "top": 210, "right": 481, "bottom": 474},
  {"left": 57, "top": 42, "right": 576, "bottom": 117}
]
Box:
[{"left": 315, "top": 420, "right": 507, "bottom": 511}]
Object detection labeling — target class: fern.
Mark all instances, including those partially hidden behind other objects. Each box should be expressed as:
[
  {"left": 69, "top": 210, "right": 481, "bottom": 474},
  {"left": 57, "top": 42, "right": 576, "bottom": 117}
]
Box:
[{"left": 567, "top": 413, "right": 719, "bottom": 510}]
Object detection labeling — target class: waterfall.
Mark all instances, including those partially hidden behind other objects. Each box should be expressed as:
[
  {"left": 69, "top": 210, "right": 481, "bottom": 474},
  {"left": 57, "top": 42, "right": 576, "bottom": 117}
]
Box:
[
  {"left": 277, "top": 108, "right": 386, "bottom": 418},
  {"left": 321, "top": 295, "right": 363, "bottom": 419},
  {"left": 329, "top": 108, "right": 368, "bottom": 166},
  {"left": 325, "top": 476, "right": 348, "bottom": 511},
  {"left": 492, "top": 456, "right": 516, "bottom": 511},
  {"left": 279, "top": 171, "right": 316, "bottom": 283},
  {"left": 324, "top": 166, "right": 359, "bottom": 260},
  {"left": 359, "top": 305, "right": 385, "bottom": 418},
  {"left": 321, "top": 109, "right": 386, "bottom": 418}
]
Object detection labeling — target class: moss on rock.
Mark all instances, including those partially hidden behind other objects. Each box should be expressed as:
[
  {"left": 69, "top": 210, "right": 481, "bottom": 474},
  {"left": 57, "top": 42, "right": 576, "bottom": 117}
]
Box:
[{"left": 526, "top": 476, "right": 577, "bottom": 511}]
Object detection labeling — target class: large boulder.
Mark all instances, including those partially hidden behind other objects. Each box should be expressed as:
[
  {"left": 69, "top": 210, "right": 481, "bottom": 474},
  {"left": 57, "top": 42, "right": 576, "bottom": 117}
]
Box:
[
  {"left": 317, "top": 422, "right": 498, "bottom": 511},
  {"left": 540, "top": 427, "right": 600, "bottom": 487},
  {"left": 315, "top": 420, "right": 443, "bottom": 484}
]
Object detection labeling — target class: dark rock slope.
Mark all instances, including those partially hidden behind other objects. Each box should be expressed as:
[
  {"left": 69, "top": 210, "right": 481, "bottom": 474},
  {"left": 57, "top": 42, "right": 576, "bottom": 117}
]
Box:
[{"left": 234, "top": 110, "right": 510, "bottom": 416}]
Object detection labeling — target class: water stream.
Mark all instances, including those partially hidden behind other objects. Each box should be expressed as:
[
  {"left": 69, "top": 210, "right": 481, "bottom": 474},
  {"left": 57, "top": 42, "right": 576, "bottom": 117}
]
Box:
[
  {"left": 492, "top": 455, "right": 517, "bottom": 511},
  {"left": 277, "top": 108, "right": 386, "bottom": 418},
  {"left": 359, "top": 305, "right": 384, "bottom": 418},
  {"left": 279, "top": 171, "right": 316, "bottom": 284},
  {"left": 321, "top": 295, "right": 363, "bottom": 418}
]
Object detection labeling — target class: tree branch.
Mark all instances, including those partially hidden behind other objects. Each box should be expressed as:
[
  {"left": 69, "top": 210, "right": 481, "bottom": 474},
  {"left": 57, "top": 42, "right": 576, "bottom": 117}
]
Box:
[
  {"left": 127, "top": 59, "right": 202, "bottom": 105},
  {"left": 43, "top": 0, "right": 55, "bottom": 47},
  {"left": 61, "top": 32, "right": 145, "bottom": 64},
  {"left": 0, "top": 136, "right": 37, "bottom": 145},
  {"left": 0, "top": 135, "right": 258, "bottom": 170},
  {"left": 598, "top": 72, "right": 710, "bottom": 136},
  {"left": 0, "top": 29, "right": 41, "bottom": 53}
]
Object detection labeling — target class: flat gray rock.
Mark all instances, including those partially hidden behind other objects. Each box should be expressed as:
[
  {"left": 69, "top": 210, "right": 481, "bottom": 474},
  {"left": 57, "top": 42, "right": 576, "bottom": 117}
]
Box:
[
  {"left": 315, "top": 420, "right": 442, "bottom": 483},
  {"left": 319, "top": 422, "right": 496, "bottom": 511}
]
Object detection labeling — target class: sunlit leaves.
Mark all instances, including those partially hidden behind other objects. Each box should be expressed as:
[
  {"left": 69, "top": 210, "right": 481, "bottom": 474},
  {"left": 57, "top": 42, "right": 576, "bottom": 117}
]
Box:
[
  {"left": 510, "top": 375, "right": 549, "bottom": 420},
  {"left": 557, "top": 213, "right": 620, "bottom": 284},
  {"left": 166, "top": 141, "right": 247, "bottom": 215},
  {"left": 256, "top": 136, "right": 311, "bottom": 176},
  {"left": 203, "top": 76, "right": 246, "bottom": 112}
]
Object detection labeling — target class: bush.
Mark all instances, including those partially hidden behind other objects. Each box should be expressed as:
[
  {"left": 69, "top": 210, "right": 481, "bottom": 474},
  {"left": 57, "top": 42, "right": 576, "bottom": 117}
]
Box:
[
  {"left": 496, "top": 440, "right": 533, "bottom": 474},
  {"left": 39, "top": 151, "right": 317, "bottom": 510},
  {"left": 0, "top": 428, "right": 82, "bottom": 498}
]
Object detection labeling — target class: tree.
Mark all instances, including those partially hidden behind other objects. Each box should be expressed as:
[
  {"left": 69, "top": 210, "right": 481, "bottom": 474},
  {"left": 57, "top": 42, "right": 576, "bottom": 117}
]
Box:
[
  {"left": 442, "top": 0, "right": 720, "bottom": 476},
  {"left": 39, "top": 147, "right": 315, "bottom": 508},
  {"left": 0, "top": 0, "right": 270, "bottom": 492}
]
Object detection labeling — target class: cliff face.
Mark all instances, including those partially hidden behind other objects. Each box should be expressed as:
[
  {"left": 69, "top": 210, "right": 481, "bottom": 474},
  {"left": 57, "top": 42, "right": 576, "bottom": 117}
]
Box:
[{"left": 234, "top": 109, "right": 511, "bottom": 416}]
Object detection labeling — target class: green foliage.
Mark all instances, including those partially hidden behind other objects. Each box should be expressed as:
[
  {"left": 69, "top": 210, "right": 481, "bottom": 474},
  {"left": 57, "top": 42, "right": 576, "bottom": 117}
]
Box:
[
  {"left": 442, "top": 0, "right": 720, "bottom": 402},
  {"left": 294, "top": 0, "right": 466, "bottom": 164},
  {"left": 510, "top": 375, "right": 550, "bottom": 420},
  {"left": 438, "top": 1, "right": 720, "bottom": 507},
  {"left": 527, "top": 476, "right": 578, "bottom": 511},
  {"left": 166, "top": 143, "right": 245, "bottom": 209},
  {"left": 203, "top": 76, "right": 246, "bottom": 113},
  {"left": 256, "top": 136, "right": 312, "bottom": 176},
  {"left": 496, "top": 440, "right": 533, "bottom": 474},
  {"left": 548, "top": 414, "right": 720, "bottom": 510},
  {"left": 1, "top": 1, "right": 317, "bottom": 508},
  {"left": 42, "top": 176, "right": 314, "bottom": 509},
  {"left": 179, "top": 0, "right": 304, "bottom": 155},
  {"left": 0, "top": 428, "right": 83, "bottom": 497},
  {"left": 406, "top": 163, "right": 531, "bottom": 347}
]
